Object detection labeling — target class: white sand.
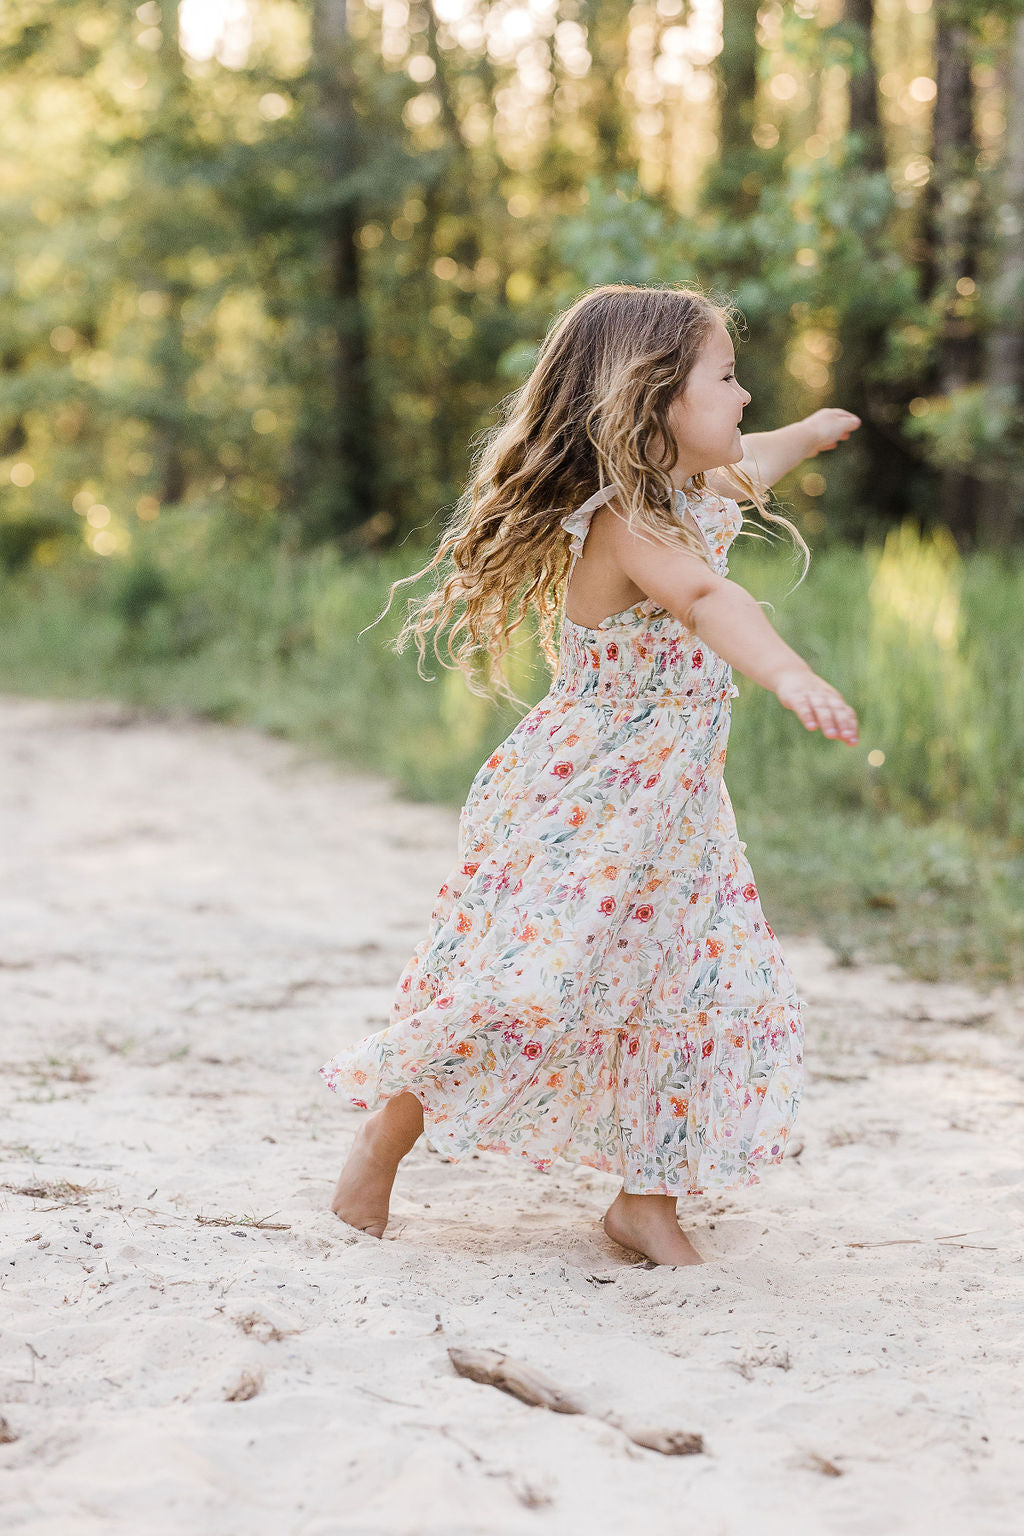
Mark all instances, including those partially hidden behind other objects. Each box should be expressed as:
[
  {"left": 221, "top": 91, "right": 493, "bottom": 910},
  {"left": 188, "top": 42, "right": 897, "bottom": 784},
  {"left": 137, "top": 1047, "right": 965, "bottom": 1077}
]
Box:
[{"left": 0, "top": 692, "right": 1021, "bottom": 1536}]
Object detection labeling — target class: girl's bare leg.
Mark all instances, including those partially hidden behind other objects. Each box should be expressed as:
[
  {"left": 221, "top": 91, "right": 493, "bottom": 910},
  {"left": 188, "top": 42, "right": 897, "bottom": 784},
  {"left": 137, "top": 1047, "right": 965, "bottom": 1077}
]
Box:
[
  {"left": 330, "top": 1091, "right": 424, "bottom": 1238},
  {"left": 602, "top": 1189, "right": 705, "bottom": 1266}
]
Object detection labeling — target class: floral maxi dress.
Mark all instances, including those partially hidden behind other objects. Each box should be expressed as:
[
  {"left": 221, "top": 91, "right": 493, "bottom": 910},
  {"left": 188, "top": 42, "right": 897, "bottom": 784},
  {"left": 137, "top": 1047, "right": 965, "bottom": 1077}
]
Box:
[{"left": 320, "top": 483, "right": 804, "bottom": 1195}]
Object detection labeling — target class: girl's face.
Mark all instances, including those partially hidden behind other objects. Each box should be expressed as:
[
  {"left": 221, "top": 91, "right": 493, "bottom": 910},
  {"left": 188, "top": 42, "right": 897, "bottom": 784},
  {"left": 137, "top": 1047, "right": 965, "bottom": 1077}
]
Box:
[{"left": 665, "top": 321, "right": 751, "bottom": 483}]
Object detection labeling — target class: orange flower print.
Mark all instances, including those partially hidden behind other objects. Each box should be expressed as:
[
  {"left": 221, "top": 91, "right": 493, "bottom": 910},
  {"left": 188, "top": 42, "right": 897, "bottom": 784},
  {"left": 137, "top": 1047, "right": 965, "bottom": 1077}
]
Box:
[
  {"left": 603, "top": 865, "right": 619, "bottom": 879},
  {"left": 565, "top": 733, "right": 580, "bottom": 746},
  {"left": 644, "top": 774, "right": 660, "bottom": 788},
  {"left": 568, "top": 807, "right": 587, "bottom": 827},
  {"left": 463, "top": 862, "right": 480, "bottom": 876},
  {"left": 706, "top": 937, "right": 724, "bottom": 958},
  {"left": 742, "top": 882, "right": 758, "bottom": 900},
  {"left": 634, "top": 903, "right": 655, "bottom": 921},
  {"left": 486, "top": 752, "right": 502, "bottom": 768},
  {"left": 600, "top": 897, "right": 616, "bottom": 914},
  {"left": 520, "top": 923, "right": 538, "bottom": 941},
  {"left": 692, "top": 649, "right": 703, "bottom": 667},
  {"left": 627, "top": 1037, "right": 640, "bottom": 1055},
  {"left": 352, "top": 1069, "right": 367, "bottom": 1085},
  {"left": 552, "top": 761, "right": 573, "bottom": 778},
  {"left": 523, "top": 1041, "right": 543, "bottom": 1059},
  {"left": 670, "top": 1095, "right": 688, "bottom": 1117},
  {"left": 456, "top": 913, "right": 473, "bottom": 933},
  {"left": 547, "top": 1072, "right": 565, "bottom": 1088},
  {"left": 455, "top": 1041, "right": 474, "bottom": 1057},
  {"left": 702, "top": 1038, "right": 715, "bottom": 1058}
]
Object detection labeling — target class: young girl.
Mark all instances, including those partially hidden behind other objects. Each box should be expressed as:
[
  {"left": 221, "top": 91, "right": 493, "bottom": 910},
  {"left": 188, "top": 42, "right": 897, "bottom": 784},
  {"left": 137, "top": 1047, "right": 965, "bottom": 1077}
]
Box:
[{"left": 320, "top": 283, "right": 860, "bottom": 1267}]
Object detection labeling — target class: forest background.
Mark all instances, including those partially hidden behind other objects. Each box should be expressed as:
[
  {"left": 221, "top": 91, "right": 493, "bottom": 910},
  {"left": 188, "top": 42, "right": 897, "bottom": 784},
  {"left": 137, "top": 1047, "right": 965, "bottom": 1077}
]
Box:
[{"left": 1, "top": 0, "right": 1022, "bottom": 985}]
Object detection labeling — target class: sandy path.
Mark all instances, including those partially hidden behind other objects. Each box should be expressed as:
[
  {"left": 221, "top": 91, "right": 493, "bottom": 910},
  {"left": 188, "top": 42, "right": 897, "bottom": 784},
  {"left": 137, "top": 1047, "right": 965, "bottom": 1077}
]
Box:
[{"left": 0, "top": 693, "right": 1021, "bottom": 1536}]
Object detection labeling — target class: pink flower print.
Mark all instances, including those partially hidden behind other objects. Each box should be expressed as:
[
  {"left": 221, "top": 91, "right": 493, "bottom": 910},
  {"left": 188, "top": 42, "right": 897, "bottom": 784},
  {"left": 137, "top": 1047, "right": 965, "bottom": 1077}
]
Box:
[
  {"left": 606, "top": 642, "right": 619, "bottom": 660},
  {"left": 552, "top": 762, "right": 573, "bottom": 779},
  {"left": 599, "top": 897, "right": 616, "bottom": 915},
  {"left": 633, "top": 903, "right": 655, "bottom": 921},
  {"left": 523, "top": 1040, "right": 543, "bottom": 1060},
  {"left": 644, "top": 774, "right": 660, "bottom": 788},
  {"left": 692, "top": 649, "right": 703, "bottom": 667},
  {"left": 627, "top": 1037, "right": 640, "bottom": 1056},
  {"left": 742, "top": 882, "right": 758, "bottom": 900}
]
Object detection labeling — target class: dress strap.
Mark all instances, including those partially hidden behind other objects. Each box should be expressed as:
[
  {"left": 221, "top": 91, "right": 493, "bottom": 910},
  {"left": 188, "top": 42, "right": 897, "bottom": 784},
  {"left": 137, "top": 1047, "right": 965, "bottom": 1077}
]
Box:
[
  {"left": 674, "top": 486, "right": 718, "bottom": 562},
  {"left": 560, "top": 484, "right": 619, "bottom": 569},
  {"left": 561, "top": 482, "right": 723, "bottom": 572}
]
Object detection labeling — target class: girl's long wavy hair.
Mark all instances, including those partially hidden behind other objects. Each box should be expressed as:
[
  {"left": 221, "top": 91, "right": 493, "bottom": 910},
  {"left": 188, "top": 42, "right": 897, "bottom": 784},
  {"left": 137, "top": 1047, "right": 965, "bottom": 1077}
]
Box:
[{"left": 369, "top": 282, "right": 809, "bottom": 708}]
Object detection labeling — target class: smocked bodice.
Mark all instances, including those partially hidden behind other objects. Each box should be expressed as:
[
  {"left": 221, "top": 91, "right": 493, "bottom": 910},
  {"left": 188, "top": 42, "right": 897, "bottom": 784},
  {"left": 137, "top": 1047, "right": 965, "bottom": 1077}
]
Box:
[{"left": 551, "top": 483, "right": 742, "bottom": 707}]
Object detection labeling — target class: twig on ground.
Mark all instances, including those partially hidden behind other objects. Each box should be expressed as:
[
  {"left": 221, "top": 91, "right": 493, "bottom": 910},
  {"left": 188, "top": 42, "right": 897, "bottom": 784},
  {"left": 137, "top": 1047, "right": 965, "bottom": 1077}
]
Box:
[
  {"left": 447, "top": 1345, "right": 704, "bottom": 1457},
  {"left": 1, "top": 1179, "right": 100, "bottom": 1206},
  {"left": 194, "top": 1211, "right": 290, "bottom": 1230}
]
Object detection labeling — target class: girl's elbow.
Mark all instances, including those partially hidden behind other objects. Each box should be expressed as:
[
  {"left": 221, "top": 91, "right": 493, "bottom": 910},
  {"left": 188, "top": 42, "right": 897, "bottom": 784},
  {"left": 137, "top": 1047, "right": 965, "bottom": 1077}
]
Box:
[{"left": 685, "top": 577, "right": 727, "bottom": 629}]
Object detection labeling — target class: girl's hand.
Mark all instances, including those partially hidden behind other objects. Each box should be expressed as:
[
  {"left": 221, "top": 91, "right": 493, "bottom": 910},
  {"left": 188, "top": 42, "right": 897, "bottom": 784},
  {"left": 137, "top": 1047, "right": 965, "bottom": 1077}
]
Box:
[
  {"left": 801, "top": 407, "right": 862, "bottom": 456},
  {"left": 772, "top": 666, "right": 859, "bottom": 745}
]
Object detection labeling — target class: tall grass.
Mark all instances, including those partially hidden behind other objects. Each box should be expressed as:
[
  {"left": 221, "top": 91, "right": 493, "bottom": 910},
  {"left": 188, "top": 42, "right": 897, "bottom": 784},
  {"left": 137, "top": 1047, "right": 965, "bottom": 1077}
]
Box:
[{"left": 0, "top": 506, "right": 1020, "bottom": 984}]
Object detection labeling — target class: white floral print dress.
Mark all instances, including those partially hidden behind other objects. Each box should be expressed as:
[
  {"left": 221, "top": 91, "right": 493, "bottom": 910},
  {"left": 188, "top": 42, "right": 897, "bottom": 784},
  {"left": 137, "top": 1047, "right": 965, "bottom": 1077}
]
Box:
[{"left": 320, "top": 481, "right": 804, "bottom": 1195}]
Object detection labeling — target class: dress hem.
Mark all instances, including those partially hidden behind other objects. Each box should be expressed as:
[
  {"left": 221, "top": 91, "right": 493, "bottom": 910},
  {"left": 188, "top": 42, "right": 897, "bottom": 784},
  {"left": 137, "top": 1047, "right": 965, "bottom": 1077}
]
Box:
[{"left": 320, "top": 1067, "right": 796, "bottom": 1198}]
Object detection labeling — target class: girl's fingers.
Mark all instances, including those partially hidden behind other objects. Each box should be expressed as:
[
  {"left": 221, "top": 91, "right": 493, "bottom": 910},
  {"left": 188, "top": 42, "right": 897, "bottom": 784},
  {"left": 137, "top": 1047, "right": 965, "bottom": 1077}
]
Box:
[
  {"left": 788, "top": 688, "right": 858, "bottom": 742},
  {"left": 815, "top": 702, "right": 858, "bottom": 741}
]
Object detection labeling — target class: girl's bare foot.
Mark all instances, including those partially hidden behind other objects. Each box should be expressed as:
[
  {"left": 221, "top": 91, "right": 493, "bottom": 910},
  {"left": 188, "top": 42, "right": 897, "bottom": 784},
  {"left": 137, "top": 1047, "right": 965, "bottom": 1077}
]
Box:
[
  {"left": 602, "top": 1189, "right": 705, "bottom": 1266},
  {"left": 330, "top": 1091, "right": 424, "bottom": 1238}
]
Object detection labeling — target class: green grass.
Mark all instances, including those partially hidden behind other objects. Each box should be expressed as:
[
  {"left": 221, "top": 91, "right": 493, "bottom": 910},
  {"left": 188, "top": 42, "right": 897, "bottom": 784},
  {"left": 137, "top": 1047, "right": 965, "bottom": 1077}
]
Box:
[{"left": 1, "top": 504, "right": 1020, "bottom": 989}]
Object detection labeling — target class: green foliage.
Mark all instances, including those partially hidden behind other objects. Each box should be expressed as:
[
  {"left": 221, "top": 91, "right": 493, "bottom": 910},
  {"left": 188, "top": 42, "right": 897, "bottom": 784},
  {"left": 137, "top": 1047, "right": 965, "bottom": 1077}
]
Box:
[
  {"left": 1, "top": 0, "right": 1021, "bottom": 562},
  {"left": 902, "top": 381, "right": 1024, "bottom": 478},
  {"left": 0, "top": 517, "right": 1019, "bottom": 984}
]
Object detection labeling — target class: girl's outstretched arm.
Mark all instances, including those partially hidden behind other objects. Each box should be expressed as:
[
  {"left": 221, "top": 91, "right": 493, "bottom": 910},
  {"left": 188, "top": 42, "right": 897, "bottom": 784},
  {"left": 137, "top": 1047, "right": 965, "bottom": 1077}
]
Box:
[
  {"left": 709, "top": 407, "right": 862, "bottom": 495},
  {"left": 606, "top": 510, "right": 859, "bottom": 745}
]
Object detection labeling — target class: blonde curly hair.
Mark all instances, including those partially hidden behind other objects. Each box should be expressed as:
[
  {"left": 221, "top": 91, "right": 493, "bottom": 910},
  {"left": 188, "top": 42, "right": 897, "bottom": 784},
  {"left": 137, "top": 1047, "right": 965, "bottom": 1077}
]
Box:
[{"left": 368, "top": 281, "right": 809, "bottom": 707}]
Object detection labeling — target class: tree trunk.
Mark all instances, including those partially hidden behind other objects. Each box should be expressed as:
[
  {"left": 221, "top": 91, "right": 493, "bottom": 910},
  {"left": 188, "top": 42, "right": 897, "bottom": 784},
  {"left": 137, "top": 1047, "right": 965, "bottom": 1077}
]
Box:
[
  {"left": 832, "top": 0, "right": 916, "bottom": 535},
  {"left": 917, "top": 6, "right": 982, "bottom": 543},
  {"left": 703, "top": 0, "right": 760, "bottom": 216},
  {"left": 578, "top": 0, "right": 635, "bottom": 178},
  {"left": 976, "top": 13, "right": 1024, "bottom": 547},
  {"left": 155, "top": 1, "right": 191, "bottom": 506},
  {"left": 844, "top": 0, "right": 884, "bottom": 172},
  {"left": 311, "top": 0, "right": 376, "bottom": 539}
]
